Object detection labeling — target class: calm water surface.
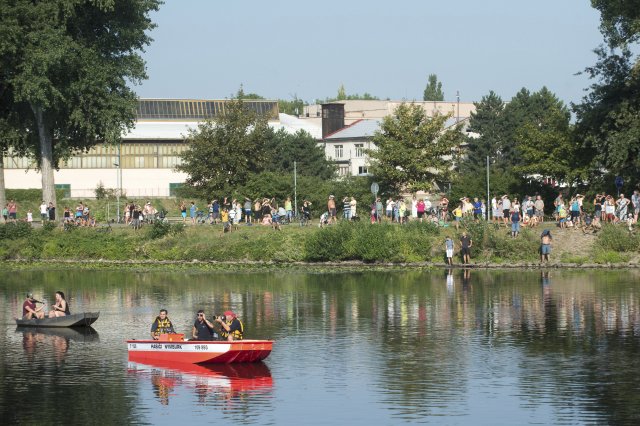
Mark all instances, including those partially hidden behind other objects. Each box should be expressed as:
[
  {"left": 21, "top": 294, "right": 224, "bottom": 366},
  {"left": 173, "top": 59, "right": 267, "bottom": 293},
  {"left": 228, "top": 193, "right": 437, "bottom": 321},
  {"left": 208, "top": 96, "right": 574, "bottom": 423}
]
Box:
[{"left": 1, "top": 269, "right": 640, "bottom": 425}]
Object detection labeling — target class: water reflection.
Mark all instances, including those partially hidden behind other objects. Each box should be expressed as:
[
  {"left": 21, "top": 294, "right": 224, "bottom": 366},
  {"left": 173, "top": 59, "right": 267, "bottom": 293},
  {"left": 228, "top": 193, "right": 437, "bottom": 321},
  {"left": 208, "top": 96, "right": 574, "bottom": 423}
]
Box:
[
  {"left": 128, "top": 361, "right": 273, "bottom": 407},
  {"left": 2, "top": 269, "right": 640, "bottom": 424},
  {"left": 16, "top": 326, "right": 99, "bottom": 364}
]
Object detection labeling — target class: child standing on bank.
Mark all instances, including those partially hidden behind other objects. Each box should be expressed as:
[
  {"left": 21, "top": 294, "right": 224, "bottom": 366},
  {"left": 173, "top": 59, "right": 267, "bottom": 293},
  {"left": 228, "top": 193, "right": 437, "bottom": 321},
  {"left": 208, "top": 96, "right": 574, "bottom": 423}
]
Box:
[
  {"left": 445, "top": 236, "right": 454, "bottom": 265},
  {"left": 27, "top": 209, "right": 33, "bottom": 225}
]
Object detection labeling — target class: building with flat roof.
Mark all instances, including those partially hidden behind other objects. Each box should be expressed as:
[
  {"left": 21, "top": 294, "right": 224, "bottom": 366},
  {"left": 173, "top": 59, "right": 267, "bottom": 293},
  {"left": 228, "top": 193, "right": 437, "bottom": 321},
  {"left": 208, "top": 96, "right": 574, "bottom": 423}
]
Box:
[
  {"left": 2, "top": 98, "right": 473, "bottom": 197},
  {"left": 2, "top": 99, "right": 321, "bottom": 198}
]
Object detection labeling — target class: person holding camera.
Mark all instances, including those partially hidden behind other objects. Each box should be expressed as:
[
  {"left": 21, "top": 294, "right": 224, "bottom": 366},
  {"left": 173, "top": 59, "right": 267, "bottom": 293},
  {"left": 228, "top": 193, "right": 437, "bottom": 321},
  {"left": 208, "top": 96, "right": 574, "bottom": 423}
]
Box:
[
  {"left": 150, "top": 309, "right": 176, "bottom": 340},
  {"left": 215, "top": 311, "right": 243, "bottom": 341},
  {"left": 192, "top": 310, "right": 217, "bottom": 341}
]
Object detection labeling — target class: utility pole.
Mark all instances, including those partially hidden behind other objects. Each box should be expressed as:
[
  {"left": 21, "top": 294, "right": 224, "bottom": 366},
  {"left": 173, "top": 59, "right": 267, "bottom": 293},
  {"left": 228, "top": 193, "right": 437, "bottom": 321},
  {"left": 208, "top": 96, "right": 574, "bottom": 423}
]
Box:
[
  {"left": 486, "top": 156, "right": 490, "bottom": 221},
  {"left": 294, "top": 161, "right": 298, "bottom": 217}
]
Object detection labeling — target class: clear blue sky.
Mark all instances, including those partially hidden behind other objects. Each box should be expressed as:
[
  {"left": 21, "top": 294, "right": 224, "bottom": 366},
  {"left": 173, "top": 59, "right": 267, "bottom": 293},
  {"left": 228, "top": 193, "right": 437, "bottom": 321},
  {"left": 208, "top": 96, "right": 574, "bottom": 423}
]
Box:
[{"left": 135, "top": 0, "right": 604, "bottom": 105}]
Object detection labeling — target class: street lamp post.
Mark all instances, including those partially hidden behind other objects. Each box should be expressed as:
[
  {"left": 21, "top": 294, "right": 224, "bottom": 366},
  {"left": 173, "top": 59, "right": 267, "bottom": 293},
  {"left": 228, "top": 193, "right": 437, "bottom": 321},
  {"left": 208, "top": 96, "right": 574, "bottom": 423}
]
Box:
[{"left": 115, "top": 142, "right": 122, "bottom": 222}]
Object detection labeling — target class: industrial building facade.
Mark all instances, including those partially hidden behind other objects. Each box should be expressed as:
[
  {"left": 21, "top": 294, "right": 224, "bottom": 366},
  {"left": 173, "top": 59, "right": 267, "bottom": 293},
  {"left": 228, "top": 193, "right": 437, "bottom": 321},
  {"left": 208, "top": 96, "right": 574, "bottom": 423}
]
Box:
[{"left": 2, "top": 98, "right": 474, "bottom": 198}]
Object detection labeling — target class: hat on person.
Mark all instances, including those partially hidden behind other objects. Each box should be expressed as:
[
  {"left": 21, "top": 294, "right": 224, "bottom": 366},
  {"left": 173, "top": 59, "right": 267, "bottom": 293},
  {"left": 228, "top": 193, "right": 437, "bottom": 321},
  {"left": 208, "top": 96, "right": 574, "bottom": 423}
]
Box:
[
  {"left": 26, "top": 292, "right": 33, "bottom": 299},
  {"left": 329, "top": 195, "right": 334, "bottom": 198},
  {"left": 223, "top": 310, "right": 236, "bottom": 318}
]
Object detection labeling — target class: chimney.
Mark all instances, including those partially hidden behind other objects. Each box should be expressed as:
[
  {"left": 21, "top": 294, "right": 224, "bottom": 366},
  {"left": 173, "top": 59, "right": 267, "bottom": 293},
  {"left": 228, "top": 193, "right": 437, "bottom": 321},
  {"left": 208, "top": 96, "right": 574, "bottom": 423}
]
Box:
[{"left": 321, "top": 103, "right": 345, "bottom": 138}]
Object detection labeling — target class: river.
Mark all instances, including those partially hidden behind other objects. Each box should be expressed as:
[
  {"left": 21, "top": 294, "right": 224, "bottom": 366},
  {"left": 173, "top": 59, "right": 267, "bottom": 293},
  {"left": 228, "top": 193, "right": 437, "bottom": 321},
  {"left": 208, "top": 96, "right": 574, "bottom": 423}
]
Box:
[{"left": 1, "top": 268, "right": 639, "bottom": 425}]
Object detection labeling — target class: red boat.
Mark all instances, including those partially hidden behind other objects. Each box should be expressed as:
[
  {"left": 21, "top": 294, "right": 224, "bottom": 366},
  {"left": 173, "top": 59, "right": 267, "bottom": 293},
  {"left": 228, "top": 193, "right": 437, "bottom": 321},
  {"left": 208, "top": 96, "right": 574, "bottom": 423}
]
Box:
[{"left": 126, "top": 334, "right": 273, "bottom": 364}]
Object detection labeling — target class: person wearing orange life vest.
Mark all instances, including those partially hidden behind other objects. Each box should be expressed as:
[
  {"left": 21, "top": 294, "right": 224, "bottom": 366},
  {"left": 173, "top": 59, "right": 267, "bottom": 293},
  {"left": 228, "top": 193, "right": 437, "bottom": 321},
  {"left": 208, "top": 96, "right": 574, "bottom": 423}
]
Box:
[
  {"left": 215, "top": 310, "right": 243, "bottom": 341},
  {"left": 150, "top": 309, "right": 176, "bottom": 340}
]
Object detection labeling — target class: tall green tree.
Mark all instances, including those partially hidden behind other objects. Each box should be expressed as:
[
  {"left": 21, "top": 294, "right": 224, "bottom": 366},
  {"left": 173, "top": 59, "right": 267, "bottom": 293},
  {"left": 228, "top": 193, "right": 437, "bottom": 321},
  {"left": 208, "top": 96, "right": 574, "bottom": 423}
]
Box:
[
  {"left": 514, "top": 92, "right": 587, "bottom": 187},
  {"left": 0, "top": 0, "right": 160, "bottom": 206},
  {"left": 423, "top": 74, "right": 444, "bottom": 101},
  {"left": 264, "top": 129, "right": 335, "bottom": 180},
  {"left": 177, "top": 100, "right": 273, "bottom": 197},
  {"left": 465, "top": 91, "right": 505, "bottom": 170},
  {"left": 573, "top": 2, "right": 640, "bottom": 186},
  {"left": 368, "top": 103, "right": 463, "bottom": 193}
]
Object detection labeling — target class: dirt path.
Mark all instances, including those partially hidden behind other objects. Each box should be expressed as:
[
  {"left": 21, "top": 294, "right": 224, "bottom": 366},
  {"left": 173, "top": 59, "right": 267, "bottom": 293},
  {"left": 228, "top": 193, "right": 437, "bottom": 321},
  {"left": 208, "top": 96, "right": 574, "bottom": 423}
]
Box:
[{"left": 546, "top": 227, "right": 597, "bottom": 259}]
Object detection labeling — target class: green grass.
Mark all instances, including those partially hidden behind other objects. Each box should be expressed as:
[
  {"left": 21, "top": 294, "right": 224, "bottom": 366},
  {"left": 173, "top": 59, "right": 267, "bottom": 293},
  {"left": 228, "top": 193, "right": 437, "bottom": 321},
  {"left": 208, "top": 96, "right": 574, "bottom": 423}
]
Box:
[{"left": 0, "top": 219, "right": 637, "bottom": 265}]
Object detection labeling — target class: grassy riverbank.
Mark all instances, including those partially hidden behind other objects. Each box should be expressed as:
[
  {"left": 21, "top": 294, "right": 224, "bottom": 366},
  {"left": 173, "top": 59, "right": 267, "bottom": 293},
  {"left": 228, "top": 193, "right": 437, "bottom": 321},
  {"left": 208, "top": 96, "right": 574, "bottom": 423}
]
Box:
[{"left": 1, "top": 219, "right": 639, "bottom": 267}]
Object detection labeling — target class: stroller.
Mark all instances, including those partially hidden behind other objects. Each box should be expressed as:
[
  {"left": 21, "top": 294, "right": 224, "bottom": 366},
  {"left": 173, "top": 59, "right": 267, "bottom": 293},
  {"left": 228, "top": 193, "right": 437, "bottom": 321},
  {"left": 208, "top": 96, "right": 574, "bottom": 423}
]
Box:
[
  {"left": 196, "top": 210, "right": 207, "bottom": 224},
  {"left": 318, "top": 211, "right": 330, "bottom": 228}
]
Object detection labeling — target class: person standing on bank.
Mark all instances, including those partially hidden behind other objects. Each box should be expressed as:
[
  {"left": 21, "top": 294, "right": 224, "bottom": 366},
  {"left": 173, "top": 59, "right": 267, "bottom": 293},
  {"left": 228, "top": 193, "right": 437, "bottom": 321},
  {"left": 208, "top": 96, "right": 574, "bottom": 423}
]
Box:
[
  {"left": 192, "top": 310, "right": 217, "bottom": 341},
  {"left": 459, "top": 232, "right": 473, "bottom": 265},
  {"left": 540, "top": 230, "right": 552, "bottom": 264},
  {"left": 150, "top": 309, "right": 176, "bottom": 340},
  {"left": 445, "top": 236, "right": 454, "bottom": 265},
  {"left": 216, "top": 311, "right": 244, "bottom": 341}
]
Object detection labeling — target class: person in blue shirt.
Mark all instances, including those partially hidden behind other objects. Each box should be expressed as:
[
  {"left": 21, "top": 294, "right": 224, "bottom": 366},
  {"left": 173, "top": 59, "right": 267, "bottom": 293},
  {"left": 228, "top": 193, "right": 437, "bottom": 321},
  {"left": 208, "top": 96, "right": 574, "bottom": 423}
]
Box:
[
  {"left": 472, "top": 198, "right": 483, "bottom": 221},
  {"left": 189, "top": 202, "right": 197, "bottom": 224},
  {"left": 511, "top": 208, "right": 521, "bottom": 238}
]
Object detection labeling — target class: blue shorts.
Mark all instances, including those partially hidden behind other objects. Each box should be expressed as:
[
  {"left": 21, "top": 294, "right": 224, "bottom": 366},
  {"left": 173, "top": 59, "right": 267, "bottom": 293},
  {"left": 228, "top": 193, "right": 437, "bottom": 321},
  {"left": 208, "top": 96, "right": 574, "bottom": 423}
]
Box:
[
  {"left": 541, "top": 244, "right": 551, "bottom": 255},
  {"left": 511, "top": 222, "right": 520, "bottom": 232},
  {"left": 181, "top": 212, "right": 187, "bottom": 218}
]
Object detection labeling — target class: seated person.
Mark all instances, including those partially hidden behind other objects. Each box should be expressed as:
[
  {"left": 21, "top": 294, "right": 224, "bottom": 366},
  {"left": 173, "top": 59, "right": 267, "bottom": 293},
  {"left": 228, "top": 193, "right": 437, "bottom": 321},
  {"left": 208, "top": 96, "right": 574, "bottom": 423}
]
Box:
[
  {"left": 22, "top": 293, "right": 45, "bottom": 319},
  {"left": 192, "top": 310, "right": 217, "bottom": 341},
  {"left": 48, "top": 291, "right": 70, "bottom": 318},
  {"left": 262, "top": 214, "right": 272, "bottom": 226},
  {"left": 215, "top": 311, "right": 244, "bottom": 341},
  {"left": 150, "top": 309, "right": 176, "bottom": 340}
]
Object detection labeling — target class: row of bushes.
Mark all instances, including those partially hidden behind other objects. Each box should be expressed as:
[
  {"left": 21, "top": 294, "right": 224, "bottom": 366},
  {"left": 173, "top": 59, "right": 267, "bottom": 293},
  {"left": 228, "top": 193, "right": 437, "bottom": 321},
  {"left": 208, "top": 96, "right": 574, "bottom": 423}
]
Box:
[{"left": 0, "top": 220, "right": 637, "bottom": 263}]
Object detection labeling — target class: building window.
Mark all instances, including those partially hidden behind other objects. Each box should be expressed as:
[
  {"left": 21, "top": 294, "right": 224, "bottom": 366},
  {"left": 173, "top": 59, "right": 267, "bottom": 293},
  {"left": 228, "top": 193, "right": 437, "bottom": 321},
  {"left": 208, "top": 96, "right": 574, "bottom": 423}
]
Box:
[
  {"left": 334, "top": 145, "right": 343, "bottom": 159},
  {"left": 338, "top": 166, "right": 350, "bottom": 176},
  {"left": 355, "top": 144, "right": 364, "bottom": 157},
  {"left": 358, "top": 166, "right": 368, "bottom": 175}
]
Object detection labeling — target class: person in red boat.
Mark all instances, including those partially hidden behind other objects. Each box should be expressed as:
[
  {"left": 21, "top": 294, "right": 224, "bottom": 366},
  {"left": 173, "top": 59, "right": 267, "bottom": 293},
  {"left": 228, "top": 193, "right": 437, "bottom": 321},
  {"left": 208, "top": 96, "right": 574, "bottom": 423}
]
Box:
[
  {"left": 150, "top": 309, "right": 176, "bottom": 340},
  {"left": 192, "top": 310, "right": 217, "bottom": 341},
  {"left": 216, "top": 311, "right": 244, "bottom": 341}
]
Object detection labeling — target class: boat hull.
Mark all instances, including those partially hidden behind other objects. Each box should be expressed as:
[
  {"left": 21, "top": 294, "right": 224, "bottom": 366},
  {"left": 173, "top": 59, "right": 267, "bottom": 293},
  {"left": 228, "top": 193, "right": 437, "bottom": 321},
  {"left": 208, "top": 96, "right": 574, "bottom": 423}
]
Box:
[
  {"left": 127, "top": 339, "right": 273, "bottom": 364},
  {"left": 15, "top": 312, "right": 100, "bottom": 328}
]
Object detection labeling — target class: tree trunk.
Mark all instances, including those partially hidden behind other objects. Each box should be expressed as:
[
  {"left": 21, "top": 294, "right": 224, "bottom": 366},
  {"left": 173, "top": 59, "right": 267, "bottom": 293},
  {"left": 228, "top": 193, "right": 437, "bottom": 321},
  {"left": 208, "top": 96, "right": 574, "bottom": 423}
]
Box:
[
  {"left": 31, "top": 104, "right": 57, "bottom": 207},
  {"left": 0, "top": 155, "right": 6, "bottom": 215}
]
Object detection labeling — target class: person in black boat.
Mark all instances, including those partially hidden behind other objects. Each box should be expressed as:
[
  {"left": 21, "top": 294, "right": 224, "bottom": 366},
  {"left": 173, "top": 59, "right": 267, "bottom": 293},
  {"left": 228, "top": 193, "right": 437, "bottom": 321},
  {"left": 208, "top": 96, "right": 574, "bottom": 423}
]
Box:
[
  {"left": 48, "top": 291, "right": 70, "bottom": 318},
  {"left": 22, "top": 292, "right": 45, "bottom": 319}
]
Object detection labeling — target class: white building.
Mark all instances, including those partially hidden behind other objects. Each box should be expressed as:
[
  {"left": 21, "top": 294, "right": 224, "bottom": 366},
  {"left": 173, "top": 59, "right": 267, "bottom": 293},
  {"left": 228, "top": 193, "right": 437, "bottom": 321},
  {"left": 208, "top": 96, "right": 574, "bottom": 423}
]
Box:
[{"left": 2, "top": 98, "right": 473, "bottom": 196}]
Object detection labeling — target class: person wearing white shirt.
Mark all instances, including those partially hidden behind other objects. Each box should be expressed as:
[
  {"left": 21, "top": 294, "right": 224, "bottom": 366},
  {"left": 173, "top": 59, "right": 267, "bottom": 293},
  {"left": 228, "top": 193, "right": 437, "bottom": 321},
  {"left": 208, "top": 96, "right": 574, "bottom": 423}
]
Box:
[{"left": 40, "top": 201, "right": 47, "bottom": 222}]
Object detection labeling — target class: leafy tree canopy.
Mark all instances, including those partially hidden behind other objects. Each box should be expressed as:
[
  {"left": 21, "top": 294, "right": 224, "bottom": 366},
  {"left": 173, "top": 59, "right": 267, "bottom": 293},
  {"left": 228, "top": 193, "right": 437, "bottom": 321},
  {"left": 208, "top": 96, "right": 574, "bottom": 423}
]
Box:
[
  {"left": 592, "top": 0, "right": 640, "bottom": 47},
  {"left": 368, "top": 103, "right": 463, "bottom": 193},
  {"left": 0, "top": 0, "right": 160, "bottom": 205},
  {"left": 264, "top": 129, "right": 335, "bottom": 180},
  {"left": 465, "top": 90, "right": 505, "bottom": 170},
  {"left": 423, "top": 74, "right": 444, "bottom": 101},
  {"left": 177, "top": 100, "right": 273, "bottom": 197}
]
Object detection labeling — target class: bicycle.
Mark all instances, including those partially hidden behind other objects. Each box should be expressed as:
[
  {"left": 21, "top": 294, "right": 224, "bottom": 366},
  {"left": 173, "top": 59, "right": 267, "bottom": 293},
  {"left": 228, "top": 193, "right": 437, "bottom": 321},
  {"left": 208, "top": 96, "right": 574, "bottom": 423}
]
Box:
[{"left": 299, "top": 212, "right": 311, "bottom": 227}]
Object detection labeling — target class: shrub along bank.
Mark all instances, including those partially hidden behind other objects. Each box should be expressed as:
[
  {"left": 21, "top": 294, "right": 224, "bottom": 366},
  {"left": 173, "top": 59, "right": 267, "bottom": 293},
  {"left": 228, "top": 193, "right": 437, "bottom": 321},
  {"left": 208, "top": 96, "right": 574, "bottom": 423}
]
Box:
[{"left": 0, "top": 220, "right": 637, "bottom": 265}]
